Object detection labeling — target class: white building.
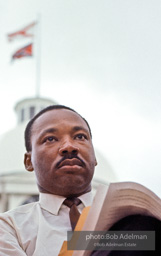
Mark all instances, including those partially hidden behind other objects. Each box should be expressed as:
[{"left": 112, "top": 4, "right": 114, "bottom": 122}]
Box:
[{"left": 0, "top": 97, "right": 117, "bottom": 212}]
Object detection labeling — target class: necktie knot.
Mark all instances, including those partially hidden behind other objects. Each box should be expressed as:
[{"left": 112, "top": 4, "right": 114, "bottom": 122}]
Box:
[
  {"left": 63, "top": 197, "right": 81, "bottom": 230},
  {"left": 63, "top": 197, "right": 81, "bottom": 208}
]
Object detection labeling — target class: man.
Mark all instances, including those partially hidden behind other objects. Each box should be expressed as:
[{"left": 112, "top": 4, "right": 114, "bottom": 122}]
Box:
[{"left": 0, "top": 105, "right": 97, "bottom": 256}]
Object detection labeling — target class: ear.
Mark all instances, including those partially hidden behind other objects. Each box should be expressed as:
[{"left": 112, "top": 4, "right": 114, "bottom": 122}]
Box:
[
  {"left": 24, "top": 152, "right": 34, "bottom": 172},
  {"left": 95, "top": 157, "right": 97, "bottom": 166}
]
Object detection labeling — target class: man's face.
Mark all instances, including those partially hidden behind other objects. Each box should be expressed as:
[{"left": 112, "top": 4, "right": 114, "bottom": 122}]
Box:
[{"left": 24, "top": 109, "right": 97, "bottom": 197}]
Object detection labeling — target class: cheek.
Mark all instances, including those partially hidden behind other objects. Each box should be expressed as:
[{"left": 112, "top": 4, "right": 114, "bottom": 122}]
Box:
[
  {"left": 31, "top": 150, "right": 48, "bottom": 170},
  {"left": 85, "top": 147, "right": 96, "bottom": 164}
]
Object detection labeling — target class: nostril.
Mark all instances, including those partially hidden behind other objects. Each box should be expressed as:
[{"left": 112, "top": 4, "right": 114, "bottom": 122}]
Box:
[
  {"left": 62, "top": 150, "right": 68, "bottom": 154},
  {"left": 61, "top": 149, "right": 78, "bottom": 155},
  {"left": 72, "top": 149, "right": 78, "bottom": 154},
  {"left": 59, "top": 145, "right": 79, "bottom": 155}
]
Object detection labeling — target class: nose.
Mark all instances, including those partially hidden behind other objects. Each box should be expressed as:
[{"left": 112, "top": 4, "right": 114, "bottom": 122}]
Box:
[{"left": 59, "top": 139, "right": 79, "bottom": 156}]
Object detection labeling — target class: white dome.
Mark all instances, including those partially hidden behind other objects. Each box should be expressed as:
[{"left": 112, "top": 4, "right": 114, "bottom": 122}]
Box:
[
  {"left": 0, "top": 123, "right": 26, "bottom": 174},
  {"left": 15, "top": 97, "right": 57, "bottom": 124}
]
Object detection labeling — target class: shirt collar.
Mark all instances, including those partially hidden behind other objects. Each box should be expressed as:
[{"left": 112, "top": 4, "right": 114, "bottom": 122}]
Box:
[
  {"left": 39, "top": 191, "right": 93, "bottom": 215},
  {"left": 78, "top": 191, "right": 93, "bottom": 207}
]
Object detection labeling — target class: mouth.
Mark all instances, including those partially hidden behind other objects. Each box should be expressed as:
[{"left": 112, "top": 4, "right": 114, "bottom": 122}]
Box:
[{"left": 58, "top": 158, "right": 83, "bottom": 168}]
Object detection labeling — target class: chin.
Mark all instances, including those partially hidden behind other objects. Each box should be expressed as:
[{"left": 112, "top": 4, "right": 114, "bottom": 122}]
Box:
[
  {"left": 43, "top": 176, "right": 92, "bottom": 197},
  {"left": 62, "top": 182, "right": 91, "bottom": 197}
]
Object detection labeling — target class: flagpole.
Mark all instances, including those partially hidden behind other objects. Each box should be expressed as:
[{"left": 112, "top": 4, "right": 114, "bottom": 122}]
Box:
[{"left": 35, "top": 14, "right": 41, "bottom": 97}]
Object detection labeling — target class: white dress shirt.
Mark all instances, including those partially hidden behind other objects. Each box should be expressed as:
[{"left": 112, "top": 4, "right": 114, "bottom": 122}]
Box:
[{"left": 0, "top": 192, "right": 93, "bottom": 256}]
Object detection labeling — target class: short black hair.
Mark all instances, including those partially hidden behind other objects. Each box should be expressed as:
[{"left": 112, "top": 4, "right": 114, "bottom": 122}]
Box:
[{"left": 24, "top": 105, "right": 92, "bottom": 152}]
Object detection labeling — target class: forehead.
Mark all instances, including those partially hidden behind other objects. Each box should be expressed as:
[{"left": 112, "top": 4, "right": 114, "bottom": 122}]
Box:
[{"left": 32, "top": 109, "right": 89, "bottom": 133}]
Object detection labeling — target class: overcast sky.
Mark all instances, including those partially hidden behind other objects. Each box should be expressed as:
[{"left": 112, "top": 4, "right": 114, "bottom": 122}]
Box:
[{"left": 1, "top": 0, "right": 161, "bottom": 196}]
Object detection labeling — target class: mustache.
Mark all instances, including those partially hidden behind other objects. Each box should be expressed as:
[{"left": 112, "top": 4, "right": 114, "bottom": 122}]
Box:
[{"left": 56, "top": 154, "right": 85, "bottom": 168}]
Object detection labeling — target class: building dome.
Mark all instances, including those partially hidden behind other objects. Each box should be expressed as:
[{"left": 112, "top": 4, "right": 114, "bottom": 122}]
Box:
[{"left": 14, "top": 97, "right": 56, "bottom": 124}]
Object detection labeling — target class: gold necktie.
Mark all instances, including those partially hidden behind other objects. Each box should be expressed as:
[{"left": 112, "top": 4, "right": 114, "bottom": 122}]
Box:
[{"left": 63, "top": 197, "right": 81, "bottom": 230}]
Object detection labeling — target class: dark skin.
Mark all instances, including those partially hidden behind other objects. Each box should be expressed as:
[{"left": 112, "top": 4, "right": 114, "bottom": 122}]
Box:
[{"left": 24, "top": 109, "right": 97, "bottom": 197}]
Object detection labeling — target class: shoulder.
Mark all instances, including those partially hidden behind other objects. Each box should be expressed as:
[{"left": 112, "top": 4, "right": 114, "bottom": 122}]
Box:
[
  {"left": 0, "top": 202, "right": 40, "bottom": 226},
  {"left": 0, "top": 202, "right": 40, "bottom": 253}
]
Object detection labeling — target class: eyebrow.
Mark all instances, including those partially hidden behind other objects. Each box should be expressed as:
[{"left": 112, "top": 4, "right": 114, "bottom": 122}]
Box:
[
  {"left": 38, "top": 126, "right": 90, "bottom": 139},
  {"left": 39, "top": 128, "right": 58, "bottom": 139},
  {"left": 72, "top": 126, "right": 89, "bottom": 134}
]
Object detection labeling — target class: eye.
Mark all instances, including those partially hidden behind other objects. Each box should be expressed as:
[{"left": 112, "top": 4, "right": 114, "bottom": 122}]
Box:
[
  {"left": 75, "top": 134, "right": 87, "bottom": 140},
  {"left": 43, "top": 136, "right": 57, "bottom": 143}
]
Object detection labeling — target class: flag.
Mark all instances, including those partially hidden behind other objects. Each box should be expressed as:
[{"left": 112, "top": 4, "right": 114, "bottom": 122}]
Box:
[
  {"left": 12, "top": 43, "right": 33, "bottom": 60},
  {"left": 7, "top": 22, "right": 36, "bottom": 42}
]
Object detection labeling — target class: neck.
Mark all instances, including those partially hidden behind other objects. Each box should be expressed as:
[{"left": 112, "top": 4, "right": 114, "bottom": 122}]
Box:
[{"left": 38, "top": 184, "right": 92, "bottom": 197}]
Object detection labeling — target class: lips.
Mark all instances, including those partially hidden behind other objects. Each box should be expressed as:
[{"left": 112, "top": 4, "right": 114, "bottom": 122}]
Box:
[{"left": 58, "top": 158, "right": 83, "bottom": 168}]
